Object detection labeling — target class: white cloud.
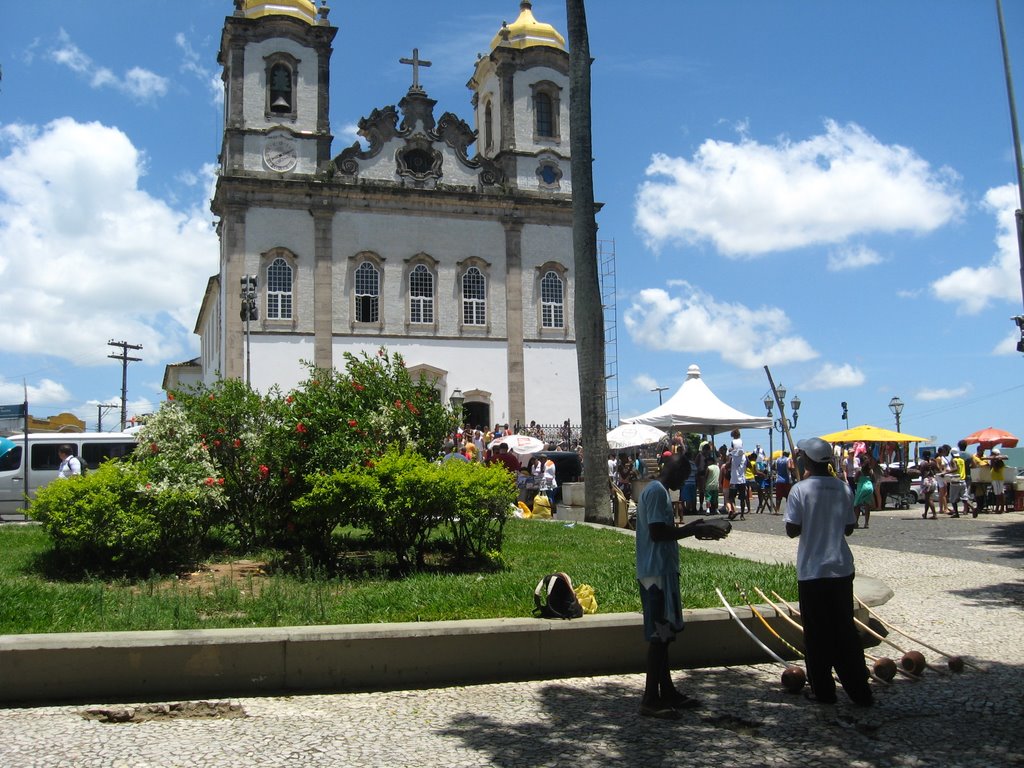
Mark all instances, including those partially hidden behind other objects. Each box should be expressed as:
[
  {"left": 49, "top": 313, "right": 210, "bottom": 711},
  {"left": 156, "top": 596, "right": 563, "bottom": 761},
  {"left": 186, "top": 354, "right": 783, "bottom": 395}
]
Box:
[
  {"left": 175, "top": 32, "right": 222, "bottom": 105},
  {"left": 931, "top": 184, "right": 1022, "bottom": 314},
  {"left": 635, "top": 120, "right": 963, "bottom": 257},
  {"left": 0, "top": 377, "right": 70, "bottom": 405},
  {"left": 827, "top": 245, "right": 882, "bottom": 272},
  {"left": 0, "top": 118, "right": 218, "bottom": 367},
  {"left": 631, "top": 373, "right": 663, "bottom": 394},
  {"left": 623, "top": 282, "right": 818, "bottom": 369},
  {"left": 916, "top": 385, "right": 971, "bottom": 401},
  {"left": 801, "top": 363, "right": 865, "bottom": 391},
  {"left": 336, "top": 123, "right": 364, "bottom": 149},
  {"left": 993, "top": 332, "right": 1020, "bottom": 355},
  {"left": 52, "top": 30, "right": 168, "bottom": 101}
]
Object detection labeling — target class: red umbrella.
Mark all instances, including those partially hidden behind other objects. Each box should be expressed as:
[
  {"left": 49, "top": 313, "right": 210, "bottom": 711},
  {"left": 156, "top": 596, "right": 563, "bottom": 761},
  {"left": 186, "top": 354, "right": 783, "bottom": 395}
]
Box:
[{"left": 962, "top": 427, "right": 1019, "bottom": 448}]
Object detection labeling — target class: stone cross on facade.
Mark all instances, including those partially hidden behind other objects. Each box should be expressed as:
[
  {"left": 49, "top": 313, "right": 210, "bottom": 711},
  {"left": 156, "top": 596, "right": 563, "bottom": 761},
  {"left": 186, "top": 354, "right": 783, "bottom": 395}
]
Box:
[{"left": 399, "top": 48, "right": 432, "bottom": 92}]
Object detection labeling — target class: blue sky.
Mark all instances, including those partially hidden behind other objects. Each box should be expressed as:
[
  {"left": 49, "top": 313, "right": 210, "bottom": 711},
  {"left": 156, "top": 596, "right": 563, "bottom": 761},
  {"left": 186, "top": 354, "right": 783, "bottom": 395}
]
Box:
[{"left": 1, "top": 1, "right": 1022, "bottom": 449}]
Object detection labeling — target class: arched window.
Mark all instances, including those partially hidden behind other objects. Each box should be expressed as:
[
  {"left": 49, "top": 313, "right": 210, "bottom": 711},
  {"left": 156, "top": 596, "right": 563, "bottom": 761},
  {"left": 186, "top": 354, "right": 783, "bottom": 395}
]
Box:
[
  {"left": 268, "top": 63, "right": 293, "bottom": 115},
  {"left": 409, "top": 264, "right": 434, "bottom": 324},
  {"left": 540, "top": 270, "right": 564, "bottom": 328},
  {"left": 484, "top": 101, "right": 493, "bottom": 152},
  {"left": 267, "top": 258, "right": 293, "bottom": 319},
  {"left": 355, "top": 261, "right": 379, "bottom": 323},
  {"left": 535, "top": 92, "right": 554, "bottom": 137},
  {"left": 462, "top": 267, "right": 486, "bottom": 325}
]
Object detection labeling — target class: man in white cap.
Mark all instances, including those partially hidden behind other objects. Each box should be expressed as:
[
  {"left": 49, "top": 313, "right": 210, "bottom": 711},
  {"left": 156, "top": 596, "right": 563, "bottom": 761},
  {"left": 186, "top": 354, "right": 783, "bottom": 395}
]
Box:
[{"left": 784, "top": 437, "right": 872, "bottom": 707}]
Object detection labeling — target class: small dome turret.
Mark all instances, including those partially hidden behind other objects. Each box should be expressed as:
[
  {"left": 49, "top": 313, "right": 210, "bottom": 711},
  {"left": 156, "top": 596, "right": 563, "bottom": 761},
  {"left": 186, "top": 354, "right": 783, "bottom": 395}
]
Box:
[
  {"left": 490, "top": 1, "right": 566, "bottom": 51},
  {"left": 242, "top": 0, "right": 318, "bottom": 25}
]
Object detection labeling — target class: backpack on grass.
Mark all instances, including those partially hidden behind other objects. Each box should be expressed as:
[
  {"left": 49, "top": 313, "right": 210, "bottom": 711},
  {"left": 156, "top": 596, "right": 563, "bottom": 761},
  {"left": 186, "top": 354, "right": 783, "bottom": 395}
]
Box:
[{"left": 532, "top": 572, "right": 584, "bottom": 619}]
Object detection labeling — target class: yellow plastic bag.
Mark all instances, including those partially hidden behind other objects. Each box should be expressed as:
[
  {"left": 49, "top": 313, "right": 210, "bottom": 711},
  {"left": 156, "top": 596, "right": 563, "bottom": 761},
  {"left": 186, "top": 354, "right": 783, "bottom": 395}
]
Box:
[
  {"left": 517, "top": 501, "right": 533, "bottom": 518},
  {"left": 532, "top": 494, "right": 552, "bottom": 518},
  {"left": 574, "top": 583, "right": 597, "bottom": 614}
]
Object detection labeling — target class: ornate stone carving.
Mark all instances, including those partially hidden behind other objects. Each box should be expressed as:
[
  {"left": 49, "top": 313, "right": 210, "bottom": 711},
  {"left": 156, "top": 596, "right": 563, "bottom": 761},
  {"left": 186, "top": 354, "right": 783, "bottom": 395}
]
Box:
[
  {"left": 395, "top": 136, "right": 443, "bottom": 186},
  {"left": 332, "top": 92, "right": 504, "bottom": 188},
  {"left": 335, "top": 105, "right": 406, "bottom": 175}
]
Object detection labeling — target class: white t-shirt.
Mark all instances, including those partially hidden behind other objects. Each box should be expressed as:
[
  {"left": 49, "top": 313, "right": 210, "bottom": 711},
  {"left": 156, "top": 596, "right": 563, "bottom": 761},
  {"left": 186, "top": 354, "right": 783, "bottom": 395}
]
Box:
[
  {"left": 541, "top": 460, "right": 557, "bottom": 491},
  {"left": 729, "top": 445, "right": 747, "bottom": 485},
  {"left": 783, "top": 475, "right": 855, "bottom": 581},
  {"left": 57, "top": 455, "right": 82, "bottom": 479}
]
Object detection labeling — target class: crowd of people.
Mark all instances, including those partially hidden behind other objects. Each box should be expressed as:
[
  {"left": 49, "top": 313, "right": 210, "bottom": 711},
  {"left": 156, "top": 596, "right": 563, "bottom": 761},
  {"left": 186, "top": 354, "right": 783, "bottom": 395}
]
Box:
[{"left": 443, "top": 420, "right": 1016, "bottom": 525}]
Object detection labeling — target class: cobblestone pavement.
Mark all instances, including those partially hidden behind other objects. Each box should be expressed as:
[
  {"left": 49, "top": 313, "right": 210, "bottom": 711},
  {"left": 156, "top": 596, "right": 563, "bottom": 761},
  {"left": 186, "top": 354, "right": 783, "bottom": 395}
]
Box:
[{"left": 1, "top": 513, "right": 1021, "bottom": 768}]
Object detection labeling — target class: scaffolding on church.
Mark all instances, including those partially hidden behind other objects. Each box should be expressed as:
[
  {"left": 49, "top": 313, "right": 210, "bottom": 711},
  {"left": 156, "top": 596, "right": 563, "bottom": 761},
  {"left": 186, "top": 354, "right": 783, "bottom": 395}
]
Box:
[{"left": 599, "top": 238, "right": 619, "bottom": 427}]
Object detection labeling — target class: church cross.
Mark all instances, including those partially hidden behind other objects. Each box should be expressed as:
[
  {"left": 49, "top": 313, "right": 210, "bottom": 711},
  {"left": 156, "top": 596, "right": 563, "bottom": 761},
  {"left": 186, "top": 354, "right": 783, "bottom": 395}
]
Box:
[{"left": 399, "top": 48, "right": 432, "bottom": 92}]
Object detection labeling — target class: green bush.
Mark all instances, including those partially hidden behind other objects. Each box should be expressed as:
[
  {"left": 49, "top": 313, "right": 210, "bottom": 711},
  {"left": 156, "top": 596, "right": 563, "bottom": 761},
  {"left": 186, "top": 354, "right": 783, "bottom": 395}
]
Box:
[
  {"left": 437, "top": 459, "right": 515, "bottom": 566},
  {"left": 29, "top": 462, "right": 164, "bottom": 571},
  {"left": 32, "top": 347, "right": 470, "bottom": 574},
  {"left": 294, "top": 449, "right": 514, "bottom": 572},
  {"left": 291, "top": 464, "right": 382, "bottom": 559}
]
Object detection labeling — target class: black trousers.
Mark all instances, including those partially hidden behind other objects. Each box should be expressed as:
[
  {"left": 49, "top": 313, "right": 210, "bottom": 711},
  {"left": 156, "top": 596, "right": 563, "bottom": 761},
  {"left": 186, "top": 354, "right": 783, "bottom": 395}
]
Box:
[{"left": 798, "top": 574, "right": 872, "bottom": 704}]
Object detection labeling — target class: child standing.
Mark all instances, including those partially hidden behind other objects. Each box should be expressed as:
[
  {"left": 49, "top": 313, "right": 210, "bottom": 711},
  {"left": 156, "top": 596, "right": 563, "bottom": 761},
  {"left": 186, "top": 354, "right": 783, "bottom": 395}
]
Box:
[
  {"left": 920, "top": 463, "right": 937, "bottom": 520},
  {"left": 853, "top": 455, "right": 875, "bottom": 529},
  {"left": 989, "top": 452, "right": 1008, "bottom": 514}
]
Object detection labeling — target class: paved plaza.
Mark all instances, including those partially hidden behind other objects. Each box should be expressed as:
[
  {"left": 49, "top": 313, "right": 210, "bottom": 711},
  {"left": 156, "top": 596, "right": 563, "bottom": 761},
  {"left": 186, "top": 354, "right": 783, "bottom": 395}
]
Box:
[{"left": 1, "top": 506, "right": 1021, "bottom": 767}]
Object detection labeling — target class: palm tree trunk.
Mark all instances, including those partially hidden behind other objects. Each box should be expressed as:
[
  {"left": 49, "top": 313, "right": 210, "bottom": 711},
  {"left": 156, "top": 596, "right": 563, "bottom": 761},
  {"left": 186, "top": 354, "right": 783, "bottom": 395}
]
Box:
[{"left": 566, "top": 0, "right": 609, "bottom": 523}]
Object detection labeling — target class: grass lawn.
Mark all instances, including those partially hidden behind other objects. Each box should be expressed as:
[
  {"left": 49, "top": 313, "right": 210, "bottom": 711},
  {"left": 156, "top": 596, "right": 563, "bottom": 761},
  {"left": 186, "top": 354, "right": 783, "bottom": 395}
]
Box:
[{"left": 0, "top": 519, "right": 798, "bottom": 634}]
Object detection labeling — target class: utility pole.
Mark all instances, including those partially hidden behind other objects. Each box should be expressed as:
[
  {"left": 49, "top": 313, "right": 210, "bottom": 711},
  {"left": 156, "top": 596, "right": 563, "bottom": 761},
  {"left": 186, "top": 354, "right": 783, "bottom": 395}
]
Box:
[
  {"left": 96, "top": 403, "right": 118, "bottom": 432},
  {"left": 996, "top": 0, "right": 1024, "bottom": 351},
  {"left": 108, "top": 340, "right": 142, "bottom": 431}
]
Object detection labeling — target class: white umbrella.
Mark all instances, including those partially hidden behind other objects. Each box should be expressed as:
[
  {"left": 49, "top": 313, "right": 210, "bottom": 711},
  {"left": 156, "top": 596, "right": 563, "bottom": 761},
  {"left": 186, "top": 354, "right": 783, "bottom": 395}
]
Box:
[
  {"left": 606, "top": 424, "right": 667, "bottom": 450},
  {"left": 489, "top": 434, "right": 546, "bottom": 455}
]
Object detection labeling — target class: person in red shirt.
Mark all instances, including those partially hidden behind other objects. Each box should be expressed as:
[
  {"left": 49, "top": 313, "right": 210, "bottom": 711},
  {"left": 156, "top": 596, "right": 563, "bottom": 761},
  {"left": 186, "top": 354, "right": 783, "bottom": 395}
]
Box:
[{"left": 488, "top": 443, "right": 521, "bottom": 474}]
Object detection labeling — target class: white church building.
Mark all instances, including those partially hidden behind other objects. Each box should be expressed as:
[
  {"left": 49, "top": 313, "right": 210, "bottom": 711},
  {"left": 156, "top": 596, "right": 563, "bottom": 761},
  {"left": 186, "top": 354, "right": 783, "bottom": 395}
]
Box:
[{"left": 168, "top": 0, "right": 585, "bottom": 430}]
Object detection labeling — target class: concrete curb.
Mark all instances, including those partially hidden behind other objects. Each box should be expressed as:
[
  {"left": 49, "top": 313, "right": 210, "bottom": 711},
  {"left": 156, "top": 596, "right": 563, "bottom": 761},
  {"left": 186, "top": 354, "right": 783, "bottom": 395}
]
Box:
[{"left": 0, "top": 575, "right": 891, "bottom": 705}]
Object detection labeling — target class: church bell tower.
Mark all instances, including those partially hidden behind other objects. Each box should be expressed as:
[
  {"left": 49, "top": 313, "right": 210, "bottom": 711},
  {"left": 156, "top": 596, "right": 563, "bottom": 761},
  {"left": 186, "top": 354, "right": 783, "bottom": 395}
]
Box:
[{"left": 218, "top": 0, "right": 336, "bottom": 177}]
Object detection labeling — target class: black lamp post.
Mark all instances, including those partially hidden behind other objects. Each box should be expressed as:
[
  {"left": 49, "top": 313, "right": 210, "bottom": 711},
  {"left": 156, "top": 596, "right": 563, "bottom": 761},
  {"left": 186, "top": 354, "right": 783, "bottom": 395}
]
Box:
[
  {"left": 772, "top": 383, "right": 801, "bottom": 433},
  {"left": 651, "top": 386, "right": 669, "bottom": 405},
  {"left": 888, "top": 396, "right": 904, "bottom": 433},
  {"left": 763, "top": 392, "right": 775, "bottom": 466},
  {"left": 449, "top": 387, "right": 465, "bottom": 427},
  {"left": 239, "top": 274, "right": 258, "bottom": 387}
]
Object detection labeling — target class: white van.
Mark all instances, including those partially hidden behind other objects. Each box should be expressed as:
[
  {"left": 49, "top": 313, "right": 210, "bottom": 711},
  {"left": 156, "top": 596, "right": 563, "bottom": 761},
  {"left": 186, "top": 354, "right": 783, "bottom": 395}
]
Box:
[{"left": 0, "top": 432, "right": 137, "bottom": 521}]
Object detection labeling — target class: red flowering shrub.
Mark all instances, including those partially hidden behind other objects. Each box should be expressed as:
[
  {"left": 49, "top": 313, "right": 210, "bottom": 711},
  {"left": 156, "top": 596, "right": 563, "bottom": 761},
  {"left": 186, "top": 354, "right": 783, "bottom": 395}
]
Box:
[{"left": 281, "top": 348, "right": 456, "bottom": 480}]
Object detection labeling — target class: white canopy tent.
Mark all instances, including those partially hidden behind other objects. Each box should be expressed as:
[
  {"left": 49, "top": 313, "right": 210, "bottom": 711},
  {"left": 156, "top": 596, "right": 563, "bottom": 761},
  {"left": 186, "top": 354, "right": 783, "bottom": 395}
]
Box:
[{"left": 620, "top": 364, "right": 772, "bottom": 435}]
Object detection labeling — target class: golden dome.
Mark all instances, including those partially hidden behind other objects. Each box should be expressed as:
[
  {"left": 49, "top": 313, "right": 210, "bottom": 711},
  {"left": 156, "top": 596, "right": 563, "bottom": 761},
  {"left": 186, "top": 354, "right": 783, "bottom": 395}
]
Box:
[
  {"left": 490, "top": 1, "right": 566, "bottom": 51},
  {"left": 242, "top": 0, "right": 318, "bottom": 25}
]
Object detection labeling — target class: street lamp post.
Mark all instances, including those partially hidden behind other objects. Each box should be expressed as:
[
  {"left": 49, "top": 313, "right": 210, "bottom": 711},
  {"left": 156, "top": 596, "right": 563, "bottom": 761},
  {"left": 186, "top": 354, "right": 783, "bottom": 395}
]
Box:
[
  {"left": 651, "top": 386, "right": 669, "bottom": 405},
  {"left": 889, "top": 395, "right": 905, "bottom": 466},
  {"left": 449, "top": 387, "right": 465, "bottom": 428},
  {"left": 770, "top": 383, "right": 801, "bottom": 453},
  {"left": 888, "top": 396, "right": 904, "bottom": 433},
  {"left": 762, "top": 392, "right": 775, "bottom": 466},
  {"left": 240, "top": 275, "right": 258, "bottom": 387}
]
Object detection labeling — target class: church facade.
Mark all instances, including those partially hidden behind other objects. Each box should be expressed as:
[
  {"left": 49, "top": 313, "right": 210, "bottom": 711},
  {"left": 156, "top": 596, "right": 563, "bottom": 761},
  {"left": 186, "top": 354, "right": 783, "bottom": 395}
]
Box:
[{"left": 175, "top": 0, "right": 582, "bottom": 429}]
